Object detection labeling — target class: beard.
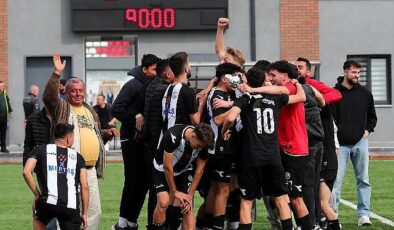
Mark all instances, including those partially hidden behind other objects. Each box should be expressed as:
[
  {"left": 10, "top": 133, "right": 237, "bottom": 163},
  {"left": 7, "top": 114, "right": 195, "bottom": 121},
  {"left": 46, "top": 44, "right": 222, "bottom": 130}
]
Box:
[
  {"left": 347, "top": 78, "right": 358, "bottom": 85},
  {"left": 187, "top": 71, "right": 192, "bottom": 79}
]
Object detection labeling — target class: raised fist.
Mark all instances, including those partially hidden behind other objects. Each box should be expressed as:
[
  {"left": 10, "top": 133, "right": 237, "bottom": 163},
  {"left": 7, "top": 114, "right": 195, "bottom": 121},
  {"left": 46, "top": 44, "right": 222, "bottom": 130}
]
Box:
[{"left": 217, "top": 17, "right": 229, "bottom": 28}]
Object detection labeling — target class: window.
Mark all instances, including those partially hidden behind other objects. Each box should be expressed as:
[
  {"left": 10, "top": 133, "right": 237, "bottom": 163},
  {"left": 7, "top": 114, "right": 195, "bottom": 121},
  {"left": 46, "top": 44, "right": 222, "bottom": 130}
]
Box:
[{"left": 347, "top": 55, "right": 392, "bottom": 105}]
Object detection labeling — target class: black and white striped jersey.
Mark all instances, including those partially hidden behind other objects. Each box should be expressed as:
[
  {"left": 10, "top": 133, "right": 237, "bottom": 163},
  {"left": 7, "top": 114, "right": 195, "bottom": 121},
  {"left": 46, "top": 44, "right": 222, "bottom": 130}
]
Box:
[
  {"left": 161, "top": 82, "right": 198, "bottom": 133},
  {"left": 207, "top": 87, "right": 235, "bottom": 157},
  {"left": 153, "top": 125, "right": 209, "bottom": 176},
  {"left": 29, "top": 144, "right": 85, "bottom": 210}
]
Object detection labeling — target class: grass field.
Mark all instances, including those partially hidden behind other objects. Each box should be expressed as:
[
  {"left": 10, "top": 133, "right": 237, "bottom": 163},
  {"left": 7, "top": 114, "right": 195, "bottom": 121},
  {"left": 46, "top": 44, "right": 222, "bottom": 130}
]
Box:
[{"left": 1, "top": 160, "right": 394, "bottom": 229}]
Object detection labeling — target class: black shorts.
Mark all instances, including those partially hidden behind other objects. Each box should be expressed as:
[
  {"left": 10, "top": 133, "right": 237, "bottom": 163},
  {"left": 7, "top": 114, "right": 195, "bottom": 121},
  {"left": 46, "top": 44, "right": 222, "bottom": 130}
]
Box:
[
  {"left": 280, "top": 151, "right": 310, "bottom": 198},
  {"left": 34, "top": 198, "right": 81, "bottom": 230},
  {"left": 197, "top": 161, "right": 211, "bottom": 198},
  {"left": 231, "top": 133, "right": 243, "bottom": 174},
  {"left": 152, "top": 168, "right": 193, "bottom": 194},
  {"left": 210, "top": 155, "right": 232, "bottom": 183},
  {"left": 320, "top": 169, "right": 337, "bottom": 191},
  {"left": 238, "top": 164, "right": 288, "bottom": 200}
]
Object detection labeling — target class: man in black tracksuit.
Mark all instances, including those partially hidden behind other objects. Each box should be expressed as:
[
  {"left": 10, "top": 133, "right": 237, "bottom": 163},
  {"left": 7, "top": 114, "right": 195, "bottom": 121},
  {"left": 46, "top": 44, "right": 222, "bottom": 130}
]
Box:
[
  {"left": 142, "top": 59, "right": 175, "bottom": 225},
  {"left": 112, "top": 54, "right": 161, "bottom": 230},
  {"left": 298, "top": 78, "right": 325, "bottom": 229}
]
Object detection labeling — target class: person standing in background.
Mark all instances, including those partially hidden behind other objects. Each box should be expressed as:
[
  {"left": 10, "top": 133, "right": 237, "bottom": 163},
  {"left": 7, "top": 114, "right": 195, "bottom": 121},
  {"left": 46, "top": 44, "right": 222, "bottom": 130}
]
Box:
[
  {"left": 0, "top": 80, "right": 13, "bottom": 153},
  {"left": 44, "top": 53, "right": 119, "bottom": 229},
  {"left": 23, "top": 85, "right": 41, "bottom": 121},
  {"left": 330, "top": 60, "right": 377, "bottom": 226}
]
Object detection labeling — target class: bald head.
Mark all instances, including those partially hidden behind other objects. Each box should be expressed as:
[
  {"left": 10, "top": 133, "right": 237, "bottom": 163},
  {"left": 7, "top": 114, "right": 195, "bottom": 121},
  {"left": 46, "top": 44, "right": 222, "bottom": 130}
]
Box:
[{"left": 30, "top": 85, "right": 40, "bottom": 97}]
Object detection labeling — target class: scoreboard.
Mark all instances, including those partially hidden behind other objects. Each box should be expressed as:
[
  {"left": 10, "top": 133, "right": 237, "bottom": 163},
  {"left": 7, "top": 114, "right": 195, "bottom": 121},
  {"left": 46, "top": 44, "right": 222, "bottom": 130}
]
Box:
[{"left": 71, "top": 0, "right": 228, "bottom": 32}]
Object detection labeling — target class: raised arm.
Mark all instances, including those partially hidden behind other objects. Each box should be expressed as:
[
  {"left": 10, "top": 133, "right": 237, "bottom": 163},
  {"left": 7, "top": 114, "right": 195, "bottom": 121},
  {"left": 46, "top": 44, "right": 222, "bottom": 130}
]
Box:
[
  {"left": 215, "top": 18, "right": 229, "bottom": 61},
  {"left": 43, "top": 53, "right": 66, "bottom": 117}
]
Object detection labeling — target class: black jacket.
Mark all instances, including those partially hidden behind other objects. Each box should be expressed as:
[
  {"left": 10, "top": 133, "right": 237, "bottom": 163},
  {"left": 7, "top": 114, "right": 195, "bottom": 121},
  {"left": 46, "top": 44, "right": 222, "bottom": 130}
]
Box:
[
  {"left": 23, "top": 93, "right": 40, "bottom": 119},
  {"left": 0, "top": 90, "right": 12, "bottom": 120},
  {"left": 143, "top": 77, "right": 170, "bottom": 150},
  {"left": 320, "top": 105, "right": 338, "bottom": 170},
  {"left": 23, "top": 108, "right": 51, "bottom": 166},
  {"left": 301, "top": 83, "right": 325, "bottom": 143},
  {"left": 112, "top": 66, "right": 147, "bottom": 139},
  {"left": 330, "top": 77, "right": 378, "bottom": 145}
]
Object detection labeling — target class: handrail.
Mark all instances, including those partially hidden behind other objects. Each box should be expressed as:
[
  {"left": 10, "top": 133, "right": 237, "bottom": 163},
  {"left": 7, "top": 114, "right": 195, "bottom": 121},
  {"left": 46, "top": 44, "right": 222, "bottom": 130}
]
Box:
[{"left": 188, "top": 61, "right": 321, "bottom": 88}]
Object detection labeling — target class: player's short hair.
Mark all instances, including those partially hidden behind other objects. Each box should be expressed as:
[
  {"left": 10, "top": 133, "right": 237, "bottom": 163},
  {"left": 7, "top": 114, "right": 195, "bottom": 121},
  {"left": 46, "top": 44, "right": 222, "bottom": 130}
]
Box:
[
  {"left": 97, "top": 94, "right": 105, "bottom": 100},
  {"left": 54, "top": 123, "right": 74, "bottom": 139},
  {"left": 156, "top": 58, "right": 170, "bottom": 78},
  {"left": 141, "top": 54, "right": 161, "bottom": 69},
  {"left": 59, "top": 79, "right": 67, "bottom": 86},
  {"left": 269, "top": 60, "right": 299, "bottom": 79},
  {"left": 343, "top": 60, "right": 361, "bottom": 71},
  {"left": 216, "top": 63, "right": 243, "bottom": 80},
  {"left": 194, "top": 123, "right": 215, "bottom": 150},
  {"left": 246, "top": 68, "right": 265, "bottom": 88},
  {"left": 296, "top": 57, "right": 311, "bottom": 71},
  {"left": 169, "top": 52, "right": 188, "bottom": 77},
  {"left": 252, "top": 60, "right": 271, "bottom": 73},
  {"left": 226, "top": 47, "right": 246, "bottom": 66}
]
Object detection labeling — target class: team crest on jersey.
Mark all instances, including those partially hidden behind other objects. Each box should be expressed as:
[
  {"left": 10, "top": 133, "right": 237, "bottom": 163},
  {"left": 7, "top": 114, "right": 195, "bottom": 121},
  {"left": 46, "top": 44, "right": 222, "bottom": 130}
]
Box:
[
  {"left": 172, "top": 92, "right": 179, "bottom": 99},
  {"left": 261, "top": 98, "right": 275, "bottom": 105},
  {"left": 58, "top": 154, "right": 67, "bottom": 168},
  {"left": 69, "top": 152, "right": 76, "bottom": 160}
]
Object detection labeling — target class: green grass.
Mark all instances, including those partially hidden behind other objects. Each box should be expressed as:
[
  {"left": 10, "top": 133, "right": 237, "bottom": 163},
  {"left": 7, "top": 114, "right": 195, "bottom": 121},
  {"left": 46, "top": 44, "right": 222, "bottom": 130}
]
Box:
[{"left": 1, "top": 160, "right": 394, "bottom": 229}]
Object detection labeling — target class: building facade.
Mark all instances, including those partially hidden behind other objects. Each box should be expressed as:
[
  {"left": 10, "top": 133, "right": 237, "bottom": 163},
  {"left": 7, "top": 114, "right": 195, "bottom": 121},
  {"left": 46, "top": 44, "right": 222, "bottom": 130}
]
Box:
[{"left": 1, "top": 0, "right": 392, "bottom": 146}]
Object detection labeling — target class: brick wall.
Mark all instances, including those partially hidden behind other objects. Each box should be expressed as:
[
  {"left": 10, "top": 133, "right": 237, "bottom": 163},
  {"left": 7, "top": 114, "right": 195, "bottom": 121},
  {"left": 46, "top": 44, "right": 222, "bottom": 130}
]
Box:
[
  {"left": 280, "top": 0, "right": 319, "bottom": 61},
  {"left": 0, "top": 0, "right": 7, "bottom": 86}
]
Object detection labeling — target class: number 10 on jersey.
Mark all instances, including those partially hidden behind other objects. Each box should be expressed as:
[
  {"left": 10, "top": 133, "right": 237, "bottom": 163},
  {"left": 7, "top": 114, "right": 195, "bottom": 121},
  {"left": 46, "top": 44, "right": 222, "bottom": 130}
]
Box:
[{"left": 253, "top": 108, "right": 275, "bottom": 134}]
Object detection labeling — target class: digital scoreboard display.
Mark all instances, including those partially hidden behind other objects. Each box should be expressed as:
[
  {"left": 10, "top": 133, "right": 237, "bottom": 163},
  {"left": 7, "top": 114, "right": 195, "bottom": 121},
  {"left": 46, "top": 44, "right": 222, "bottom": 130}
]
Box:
[{"left": 71, "top": 0, "right": 228, "bottom": 32}]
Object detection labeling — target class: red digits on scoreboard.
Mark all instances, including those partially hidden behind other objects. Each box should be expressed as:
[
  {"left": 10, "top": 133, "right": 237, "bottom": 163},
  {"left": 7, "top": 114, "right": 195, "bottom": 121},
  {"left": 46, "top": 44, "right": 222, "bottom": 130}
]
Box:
[
  {"left": 138, "top": 8, "right": 150, "bottom": 28},
  {"left": 163, "top": 8, "right": 175, "bottom": 28},
  {"left": 151, "top": 8, "right": 162, "bottom": 28},
  {"left": 125, "top": 8, "right": 175, "bottom": 29},
  {"left": 125, "top": 9, "right": 137, "bottom": 22}
]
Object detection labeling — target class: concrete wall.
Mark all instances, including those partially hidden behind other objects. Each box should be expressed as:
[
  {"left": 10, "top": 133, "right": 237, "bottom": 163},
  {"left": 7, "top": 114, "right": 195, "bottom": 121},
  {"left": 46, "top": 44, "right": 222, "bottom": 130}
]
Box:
[
  {"left": 255, "top": 0, "right": 280, "bottom": 61},
  {"left": 8, "top": 0, "right": 85, "bottom": 145},
  {"left": 8, "top": 0, "right": 269, "bottom": 145},
  {"left": 320, "top": 0, "right": 394, "bottom": 143}
]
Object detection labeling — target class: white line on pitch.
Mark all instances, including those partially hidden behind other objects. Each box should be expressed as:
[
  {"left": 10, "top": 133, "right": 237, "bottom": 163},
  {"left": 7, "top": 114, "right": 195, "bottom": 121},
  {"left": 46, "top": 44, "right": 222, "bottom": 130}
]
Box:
[{"left": 340, "top": 199, "right": 394, "bottom": 227}]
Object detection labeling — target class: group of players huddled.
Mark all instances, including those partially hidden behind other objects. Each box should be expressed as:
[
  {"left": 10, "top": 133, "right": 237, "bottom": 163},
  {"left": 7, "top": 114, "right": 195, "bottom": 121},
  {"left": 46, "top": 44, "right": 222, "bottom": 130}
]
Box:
[{"left": 110, "top": 18, "right": 342, "bottom": 230}]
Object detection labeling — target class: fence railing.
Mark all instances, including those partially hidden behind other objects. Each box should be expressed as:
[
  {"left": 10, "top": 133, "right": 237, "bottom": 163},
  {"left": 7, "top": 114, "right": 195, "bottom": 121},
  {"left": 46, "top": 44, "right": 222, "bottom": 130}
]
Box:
[{"left": 189, "top": 61, "right": 321, "bottom": 89}]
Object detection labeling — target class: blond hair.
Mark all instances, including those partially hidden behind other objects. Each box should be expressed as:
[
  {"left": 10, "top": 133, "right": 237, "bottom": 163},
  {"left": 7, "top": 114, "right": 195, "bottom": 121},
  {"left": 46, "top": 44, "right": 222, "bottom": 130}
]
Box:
[{"left": 226, "top": 47, "right": 246, "bottom": 66}]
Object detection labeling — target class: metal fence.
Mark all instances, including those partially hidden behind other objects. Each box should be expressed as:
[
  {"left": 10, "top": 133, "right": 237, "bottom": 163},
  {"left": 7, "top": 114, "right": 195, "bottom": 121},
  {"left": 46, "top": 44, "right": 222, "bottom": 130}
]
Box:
[{"left": 189, "top": 61, "right": 321, "bottom": 89}]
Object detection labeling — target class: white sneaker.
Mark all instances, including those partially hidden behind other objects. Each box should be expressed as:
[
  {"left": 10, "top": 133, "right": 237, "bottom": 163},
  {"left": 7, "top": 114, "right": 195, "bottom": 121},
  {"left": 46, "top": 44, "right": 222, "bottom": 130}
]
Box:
[{"left": 358, "top": 216, "right": 372, "bottom": 226}]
